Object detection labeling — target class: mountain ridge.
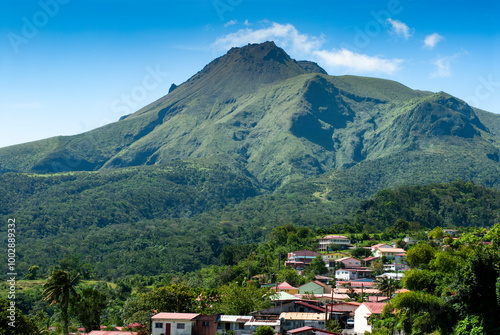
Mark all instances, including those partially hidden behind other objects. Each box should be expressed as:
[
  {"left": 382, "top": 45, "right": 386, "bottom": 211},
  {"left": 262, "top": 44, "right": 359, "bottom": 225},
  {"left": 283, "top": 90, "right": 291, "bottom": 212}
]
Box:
[{"left": 1, "top": 41, "right": 500, "bottom": 191}]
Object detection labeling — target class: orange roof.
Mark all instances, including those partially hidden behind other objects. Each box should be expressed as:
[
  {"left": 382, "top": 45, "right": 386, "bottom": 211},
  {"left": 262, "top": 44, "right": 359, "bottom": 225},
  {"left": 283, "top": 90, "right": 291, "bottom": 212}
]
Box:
[{"left": 152, "top": 312, "right": 200, "bottom": 320}]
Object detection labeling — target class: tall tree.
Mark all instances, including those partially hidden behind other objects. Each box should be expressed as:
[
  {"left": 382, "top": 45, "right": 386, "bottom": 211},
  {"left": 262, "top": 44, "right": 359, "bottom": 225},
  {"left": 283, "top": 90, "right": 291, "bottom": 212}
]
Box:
[
  {"left": 70, "top": 287, "right": 107, "bottom": 333},
  {"left": 42, "top": 270, "right": 80, "bottom": 335}
]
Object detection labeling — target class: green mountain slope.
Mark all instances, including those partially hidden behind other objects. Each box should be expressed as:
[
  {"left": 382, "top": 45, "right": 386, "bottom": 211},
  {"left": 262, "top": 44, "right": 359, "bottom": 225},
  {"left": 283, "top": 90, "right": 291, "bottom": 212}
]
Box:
[{"left": 3, "top": 41, "right": 500, "bottom": 191}]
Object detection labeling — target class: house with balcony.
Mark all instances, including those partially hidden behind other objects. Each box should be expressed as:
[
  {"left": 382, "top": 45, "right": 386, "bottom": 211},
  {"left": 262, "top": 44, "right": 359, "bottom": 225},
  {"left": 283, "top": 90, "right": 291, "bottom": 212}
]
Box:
[
  {"left": 284, "top": 250, "right": 321, "bottom": 270},
  {"left": 318, "top": 235, "right": 351, "bottom": 252}
]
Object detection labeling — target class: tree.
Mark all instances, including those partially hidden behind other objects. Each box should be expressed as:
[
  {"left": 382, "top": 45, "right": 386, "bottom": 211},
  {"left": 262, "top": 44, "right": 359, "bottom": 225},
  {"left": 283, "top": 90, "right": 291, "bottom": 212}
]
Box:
[
  {"left": 370, "top": 259, "right": 385, "bottom": 275},
  {"left": 307, "top": 255, "right": 328, "bottom": 275},
  {"left": 0, "top": 298, "right": 42, "bottom": 334},
  {"left": 70, "top": 287, "right": 107, "bottom": 332},
  {"left": 276, "top": 267, "right": 303, "bottom": 287},
  {"left": 24, "top": 265, "right": 40, "bottom": 280},
  {"left": 406, "top": 243, "right": 436, "bottom": 268},
  {"left": 42, "top": 270, "right": 80, "bottom": 335},
  {"left": 122, "top": 284, "right": 196, "bottom": 325},
  {"left": 351, "top": 247, "right": 372, "bottom": 259},
  {"left": 218, "top": 282, "right": 272, "bottom": 315},
  {"left": 255, "top": 325, "right": 275, "bottom": 335},
  {"left": 375, "top": 277, "right": 397, "bottom": 297}
]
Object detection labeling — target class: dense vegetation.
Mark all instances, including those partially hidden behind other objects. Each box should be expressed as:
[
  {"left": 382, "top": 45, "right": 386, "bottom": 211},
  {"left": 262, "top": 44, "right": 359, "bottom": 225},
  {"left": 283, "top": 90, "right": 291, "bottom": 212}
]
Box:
[{"left": 2, "top": 179, "right": 499, "bottom": 281}]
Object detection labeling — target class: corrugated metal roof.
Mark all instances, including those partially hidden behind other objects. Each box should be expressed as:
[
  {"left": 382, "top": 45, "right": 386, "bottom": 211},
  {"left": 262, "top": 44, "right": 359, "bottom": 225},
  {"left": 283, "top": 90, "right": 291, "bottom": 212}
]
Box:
[
  {"left": 279, "top": 312, "right": 325, "bottom": 321},
  {"left": 152, "top": 312, "right": 200, "bottom": 320},
  {"left": 218, "top": 315, "right": 253, "bottom": 322}
]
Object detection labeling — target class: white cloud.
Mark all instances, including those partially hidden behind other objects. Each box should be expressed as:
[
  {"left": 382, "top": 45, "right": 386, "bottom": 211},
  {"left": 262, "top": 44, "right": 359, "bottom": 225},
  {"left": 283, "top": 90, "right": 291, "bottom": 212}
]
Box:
[
  {"left": 386, "top": 18, "right": 413, "bottom": 40},
  {"left": 424, "top": 33, "right": 444, "bottom": 49},
  {"left": 431, "top": 51, "right": 466, "bottom": 78},
  {"left": 214, "top": 21, "right": 404, "bottom": 75},
  {"left": 213, "top": 22, "right": 324, "bottom": 55},
  {"left": 314, "top": 49, "right": 402, "bottom": 74},
  {"left": 224, "top": 20, "right": 238, "bottom": 27}
]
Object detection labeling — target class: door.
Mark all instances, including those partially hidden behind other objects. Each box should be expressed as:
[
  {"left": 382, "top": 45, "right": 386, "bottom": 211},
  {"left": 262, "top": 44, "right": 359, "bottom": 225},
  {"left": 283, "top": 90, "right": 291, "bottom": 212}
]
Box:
[{"left": 165, "top": 322, "right": 171, "bottom": 335}]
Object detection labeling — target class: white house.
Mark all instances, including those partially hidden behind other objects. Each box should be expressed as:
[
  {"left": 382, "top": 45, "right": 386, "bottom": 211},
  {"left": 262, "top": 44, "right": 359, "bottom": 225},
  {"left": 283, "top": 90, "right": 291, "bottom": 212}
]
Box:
[
  {"left": 334, "top": 268, "right": 372, "bottom": 281},
  {"left": 318, "top": 235, "right": 350, "bottom": 252},
  {"left": 353, "top": 303, "right": 386, "bottom": 334},
  {"left": 152, "top": 313, "right": 199, "bottom": 335}
]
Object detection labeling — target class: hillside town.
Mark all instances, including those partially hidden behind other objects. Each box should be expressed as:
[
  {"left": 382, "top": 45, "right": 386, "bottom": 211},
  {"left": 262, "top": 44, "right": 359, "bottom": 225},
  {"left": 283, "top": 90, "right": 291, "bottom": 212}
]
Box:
[{"left": 59, "top": 229, "right": 467, "bottom": 335}]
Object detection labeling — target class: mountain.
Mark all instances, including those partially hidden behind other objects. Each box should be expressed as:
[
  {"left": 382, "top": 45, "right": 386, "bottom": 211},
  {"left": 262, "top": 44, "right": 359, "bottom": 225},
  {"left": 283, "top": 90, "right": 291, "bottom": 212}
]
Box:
[
  {"left": 3, "top": 42, "right": 500, "bottom": 192},
  {"left": 2, "top": 41, "right": 500, "bottom": 279}
]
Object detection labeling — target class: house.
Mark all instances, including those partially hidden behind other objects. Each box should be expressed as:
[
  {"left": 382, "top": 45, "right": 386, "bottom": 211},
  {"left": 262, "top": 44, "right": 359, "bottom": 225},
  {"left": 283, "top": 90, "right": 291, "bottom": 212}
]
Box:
[
  {"left": 318, "top": 235, "right": 351, "bottom": 252},
  {"left": 274, "top": 281, "right": 299, "bottom": 294},
  {"left": 298, "top": 281, "right": 331, "bottom": 295},
  {"left": 87, "top": 332, "right": 137, "bottom": 335},
  {"left": 369, "top": 244, "right": 391, "bottom": 253},
  {"left": 334, "top": 268, "right": 372, "bottom": 281},
  {"left": 279, "top": 312, "right": 326, "bottom": 330},
  {"left": 322, "top": 252, "right": 349, "bottom": 268},
  {"left": 195, "top": 314, "right": 218, "bottom": 335},
  {"left": 353, "top": 303, "right": 386, "bottom": 334},
  {"left": 270, "top": 291, "right": 302, "bottom": 303},
  {"left": 253, "top": 301, "right": 325, "bottom": 317},
  {"left": 216, "top": 315, "right": 253, "bottom": 335},
  {"left": 245, "top": 317, "right": 281, "bottom": 333},
  {"left": 285, "top": 250, "right": 321, "bottom": 270},
  {"left": 372, "top": 247, "right": 406, "bottom": 259},
  {"left": 152, "top": 312, "right": 200, "bottom": 335},
  {"left": 287, "top": 326, "right": 342, "bottom": 335},
  {"left": 334, "top": 257, "right": 361, "bottom": 268},
  {"left": 443, "top": 229, "right": 459, "bottom": 236}
]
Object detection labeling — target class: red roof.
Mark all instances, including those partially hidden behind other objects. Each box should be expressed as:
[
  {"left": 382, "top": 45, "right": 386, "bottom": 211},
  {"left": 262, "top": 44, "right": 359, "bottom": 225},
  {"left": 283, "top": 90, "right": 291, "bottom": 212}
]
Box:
[
  {"left": 362, "top": 302, "right": 387, "bottom": 314},
  {"left": 288, "top": 326, "right": 342, "bottom": 335},
  {"left": 296, "top": 301, "right": 326, "bottom": 313},
  {"left": 152, "top": 312, "right": 200, "bottom": 320},
  {"left": 87, "top": 332, "right": 137, "bottom": 335},
  {"left": 277, "top": 281, "right": 298, "bottom": 290}
]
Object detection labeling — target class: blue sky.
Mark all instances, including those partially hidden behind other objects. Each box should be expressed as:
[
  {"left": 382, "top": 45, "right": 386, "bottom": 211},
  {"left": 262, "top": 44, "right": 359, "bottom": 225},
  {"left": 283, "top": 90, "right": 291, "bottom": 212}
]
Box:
[{"left": 1, "top": 0, "right": 498, "bottom": 148}]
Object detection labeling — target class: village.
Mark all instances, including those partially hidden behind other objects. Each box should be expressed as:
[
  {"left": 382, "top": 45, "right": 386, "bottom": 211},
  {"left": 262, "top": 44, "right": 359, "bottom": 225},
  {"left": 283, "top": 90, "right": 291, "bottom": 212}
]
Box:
[{"left": 70, "top": 229, "right": 463, "bottom": 335}]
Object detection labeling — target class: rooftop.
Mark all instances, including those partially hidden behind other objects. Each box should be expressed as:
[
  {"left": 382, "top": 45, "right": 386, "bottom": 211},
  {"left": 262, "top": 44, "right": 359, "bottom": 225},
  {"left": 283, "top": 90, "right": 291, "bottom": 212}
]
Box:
[{"left": 152, "top": 312, "right": 200, "bottom": 320}]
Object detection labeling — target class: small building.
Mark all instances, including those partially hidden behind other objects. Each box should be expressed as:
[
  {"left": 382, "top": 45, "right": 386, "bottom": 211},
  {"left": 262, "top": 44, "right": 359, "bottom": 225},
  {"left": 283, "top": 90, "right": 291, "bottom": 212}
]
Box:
[
  {"left": 195, "top": 314, "right": 218, "bottom": 335},
  {"left": 279, "top": 312, "right": 326, "bottom": 330},
  {"left": 353, "top": 303, "right": 386, "bottom": 334},
  {"left": 88, "top": 332, "right": 137, "bottom": 335},
  {"left": 298, "top": 281, "right": 331, "bottom": 295},
  {"left": 369, "top": 244, "right": 391, "bottom": 253},
  {"left": 322, "top": 253, "right": 349, "bottom": 268},
  {"left": 216, "top": 315, "right": 253, "bottom": 335},
  {"left": 287, "top": 326, "right": 342, "bottom": 335},
  {"left": 285, "top": 250, "right": 321, "bottom": 270},
  {"left": 253, "top": 301, "right": 324, "bottom": 316},
  {"left": 334, "top": 268, "right": 372, "bottom": 281},
  {"left": 334, "top": 257, "right": 361, "bottom": 268},
  {"left": 274, "top": 281, "right": 299, "bottom": 294},
  {"left": 318, "top": 235, "right": 351, "bottom": 252},
  {"left": 372, "top": 247, "right": 406, "bottom": 259},
  {"left": 152, "top": 312, "right": 200, "bottom": 335}
]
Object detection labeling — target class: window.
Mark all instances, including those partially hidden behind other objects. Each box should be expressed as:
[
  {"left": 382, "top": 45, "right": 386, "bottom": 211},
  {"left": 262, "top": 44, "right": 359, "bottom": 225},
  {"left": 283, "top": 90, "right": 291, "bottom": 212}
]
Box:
[
  {"left": 239, "top": 323, "right": 245, "bottom": 330},
  {"left": 155, "top": 322, "right": 164, "bottom": 328},
  {"left": 177, "top": 323, "right": 185, "bottom": 329}
]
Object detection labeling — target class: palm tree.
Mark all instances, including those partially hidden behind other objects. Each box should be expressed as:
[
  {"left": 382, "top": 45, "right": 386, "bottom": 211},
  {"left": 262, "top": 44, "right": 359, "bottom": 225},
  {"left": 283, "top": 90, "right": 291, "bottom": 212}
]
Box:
[
  {"left": 43, "top": 270, "right": 80, "bottom": 335},
  {"left": 375, "top": 276, "right": 396, "bottom": 298}
]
